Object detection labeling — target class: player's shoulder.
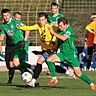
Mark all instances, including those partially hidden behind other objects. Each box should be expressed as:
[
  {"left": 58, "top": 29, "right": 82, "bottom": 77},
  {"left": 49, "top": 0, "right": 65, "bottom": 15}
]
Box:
[
  {"left": 12, "top": 18, "right": 22, "bottom": 24},
  {"left": 45, "top": 23, "right": 54, "bottom": 27},
  {"left": 65, "top": 26, "right": 74, "bottom": 32},
  {"left": 1, "top": 22, "right": 7, "bottom": 28},
  {"left": 58, "top": 13, "right": 64, "bottom": 17}
]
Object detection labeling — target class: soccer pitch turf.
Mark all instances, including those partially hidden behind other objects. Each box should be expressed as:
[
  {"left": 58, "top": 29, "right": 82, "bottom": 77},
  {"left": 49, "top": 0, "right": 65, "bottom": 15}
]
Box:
[{"left": 0, "top": 71, "right": 96, "bottom": 96}]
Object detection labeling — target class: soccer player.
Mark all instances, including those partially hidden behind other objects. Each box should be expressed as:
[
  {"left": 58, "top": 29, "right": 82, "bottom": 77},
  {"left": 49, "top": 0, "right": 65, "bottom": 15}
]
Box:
[
  {"left": 0, "top": 9, "right": 31, "bottom": 84},
  {"left": 85, "top": 13, "right": 96, "bottom": 71},
  {"left": 17, "top": 12, "right": 76, "bottom": 87},
  {"left": 47, "top": 2, "right": 64, "bottom": 26},
  {"left": 47, "top": 2, "right": 75, "bottom": 77},
  {"left": 5, "top": 11, "right": 23, "bottom": 84},
  {"left": 13, "top": 12, "right": 22, "bottom": 21},
  {"left": 47, "top": 17, "right": 96, "bottom": 90}
]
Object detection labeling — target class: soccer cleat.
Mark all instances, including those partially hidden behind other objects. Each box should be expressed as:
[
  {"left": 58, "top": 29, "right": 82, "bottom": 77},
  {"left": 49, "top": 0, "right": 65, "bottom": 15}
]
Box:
[
  {"left": 26, "top": 80, "right": 35, "bottom": 87},
  {"left": 26, "top": 78, "right": 38, "bottom": 87},
  {"left": 47, "top": 78, "right": 58, "bottom": 86},
  {"left": 90, "top": 84, "right": 96, "bottom": 90}
]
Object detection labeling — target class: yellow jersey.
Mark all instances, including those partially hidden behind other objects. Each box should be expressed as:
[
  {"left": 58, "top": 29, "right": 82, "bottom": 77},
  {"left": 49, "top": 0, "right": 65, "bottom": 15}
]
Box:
[
  {"left": 20, "top": 23, "right": 58, "bottom": 51},
  {"left": 85, "top": 21, "right": 96, "bottom": 44},
  {"left": 85, "top": 21, "right": 96, "bottom": 33}
]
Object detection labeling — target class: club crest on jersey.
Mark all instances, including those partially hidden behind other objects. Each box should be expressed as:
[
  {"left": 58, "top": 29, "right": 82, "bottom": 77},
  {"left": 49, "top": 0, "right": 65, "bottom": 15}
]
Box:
[{"left": 6, "top": 30, "right": 14, "bottom": 37}]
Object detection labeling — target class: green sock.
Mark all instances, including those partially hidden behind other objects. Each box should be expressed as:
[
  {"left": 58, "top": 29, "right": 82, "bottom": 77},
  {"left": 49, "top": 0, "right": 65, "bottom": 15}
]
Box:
[
  {"left": 47, "top": 61, "right": 56, "bottom": 77},
  {"left": 20, "top": 61, "right": 31, "bottom": 68},
  {"left": 80, "top": 73, "right": 92, "bottom": 85}
]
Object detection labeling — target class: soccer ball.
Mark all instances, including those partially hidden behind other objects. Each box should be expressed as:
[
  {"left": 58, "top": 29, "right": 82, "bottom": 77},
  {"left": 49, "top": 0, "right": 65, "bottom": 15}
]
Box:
[{"left": 21, "top": 72, "right": 32, "bottom": 83}]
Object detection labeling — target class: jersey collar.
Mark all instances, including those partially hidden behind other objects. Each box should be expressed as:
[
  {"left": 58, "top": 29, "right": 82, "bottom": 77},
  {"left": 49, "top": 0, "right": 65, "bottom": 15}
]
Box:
[{"left": 7, "top": 18, "right": 12, "bottom": 24}]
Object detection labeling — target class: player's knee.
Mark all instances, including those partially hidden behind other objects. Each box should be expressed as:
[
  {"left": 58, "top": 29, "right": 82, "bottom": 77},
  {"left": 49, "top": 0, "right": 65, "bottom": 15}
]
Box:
[
  {"left": 13, "top": 61, "right": 20, "bottom": 67},
  {"left": 47, "top": 57, "right": 52, "bottom": 62},
  {"left": 37, "top": 59, "right": 44, "bottom": 64},
  {"left": 37, "top": 56, "right": 45, "bottom": 64}
]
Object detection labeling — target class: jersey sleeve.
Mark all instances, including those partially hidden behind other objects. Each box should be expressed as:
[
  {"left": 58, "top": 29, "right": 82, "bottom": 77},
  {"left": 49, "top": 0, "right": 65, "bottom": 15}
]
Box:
[
  {"left": 85, "top": 21, "right": 96, "bottom": 33},
  {"left": 64, "top": 30, "right": 71, "bottom": 38},
  {"left": 19, "top": 24, "right": 38, "bottom": 31},
  {"left": 0, "top": 25, "right": 6, "bottom": 35}
]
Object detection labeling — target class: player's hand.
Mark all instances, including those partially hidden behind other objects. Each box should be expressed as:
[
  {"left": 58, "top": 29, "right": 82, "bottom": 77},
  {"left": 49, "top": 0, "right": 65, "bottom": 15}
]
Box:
[
  {"left": 0, "top": 46, "right": 2, "bottom": 52},
  {"left": 19, "top": 40, "right": 26, "bottom": 48},
  {"left": 16, "top": 24, "right": 21, "bottom": 29},
  {"left": 84, "top": 38, "right": 88, "bottom": 42},
  {"left": 51, "top": 41, "right": 56, "bottom": 45}
]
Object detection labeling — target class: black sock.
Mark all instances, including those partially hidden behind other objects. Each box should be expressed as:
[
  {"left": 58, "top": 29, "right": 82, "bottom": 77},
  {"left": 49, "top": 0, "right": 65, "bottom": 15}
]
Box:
[
  {"left": 18, "top": 65, "right": 30, "bottom": 74},
  {"left": 8, "top": 67, "right": 15, "bottom": 83},
  {"left": 18, "top": 66, "right": 26, "bottom": 74},
  {"left": 55, "top": 65, "right": 66, "bottom": 73},
  {"left": 33, "top": 63, "right": 42, "bottom": 79}
]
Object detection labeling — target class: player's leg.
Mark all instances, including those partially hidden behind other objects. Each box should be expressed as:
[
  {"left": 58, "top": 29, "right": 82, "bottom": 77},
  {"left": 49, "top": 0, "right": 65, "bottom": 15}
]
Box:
[
  {"left": 30, "top": 50, "right": 56, "bottom": 87},
  {"left": 13, "top": 44, "right": 32, "bottom": 73},
  {"left": 90, "top": 44, "right": 96, "bottom": 71},
  {"left": 5, "top": 46, "right": 15, "bottom": 84},
  {"left": 55, "top": 62, "right": 76, "bottom": 79},
  {"left": 74, "top": 67, "right": 96, "bottom": 90},
  {"left": 47, "top": 53, "right": 62, "bottom": 86},
  {"left": 69, "top": 55, "right": 96, "bottom": 90},
  {"left": 30, "top": 55, "right": 45, "bottom": 87}
]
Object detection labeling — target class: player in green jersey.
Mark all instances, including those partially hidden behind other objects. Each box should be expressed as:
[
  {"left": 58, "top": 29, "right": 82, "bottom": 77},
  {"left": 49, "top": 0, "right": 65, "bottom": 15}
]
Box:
[
  {"left": 13, "top": 12, "right": 22, "bottom": 21},
  {"left": 46, "top": 17, "right": 96, "bottom": 90},
  {"left": 48, "top": 2, "right": 64, "bottom": 26},
  {"left": 47, "top": 2, "right": 76, "bottom": 78},
  {"left": 0, "top": 9, "right": 31, "bottom": 84}
]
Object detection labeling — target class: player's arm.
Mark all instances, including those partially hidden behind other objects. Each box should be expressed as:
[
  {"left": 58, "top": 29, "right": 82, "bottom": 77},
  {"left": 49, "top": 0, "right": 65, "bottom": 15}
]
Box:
[
  {"left": 85, "top": 21, "right": 96, "bottom": 34},
  {"left": 50, "top": 27, "right": 68, "bottom": 41},
  {"left": 0, "top": 34, "right": 5, "bottom": 52},
  {"left": 19, "top": 24, "right": 38, "bottom": 31},
  {"left": 0, "top": 25, "right": 6, "bottom": 52},
  {"left": 24, "top": 30, "right": 30, "bottom": 41}
]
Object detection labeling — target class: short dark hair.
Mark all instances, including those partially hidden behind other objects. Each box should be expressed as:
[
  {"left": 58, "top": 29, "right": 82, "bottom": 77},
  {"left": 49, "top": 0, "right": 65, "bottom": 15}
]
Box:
[
  {"left": 92, "top": 13, "right": 96, "bottom": 15},
  {"left": 1, "top": 8, "right": 10, "bottom": 15},
  {"left": 58, "top": 17, "right": 68, "bottom": 25},
  {"left": 13, "top": 12, "right": 22, "bottom": 16},
  {"left": 51, "top": 2, "right": 58, "bottom": 7},
  {"left": 38, "top": 12, "right": 48, "bottom": 19}
]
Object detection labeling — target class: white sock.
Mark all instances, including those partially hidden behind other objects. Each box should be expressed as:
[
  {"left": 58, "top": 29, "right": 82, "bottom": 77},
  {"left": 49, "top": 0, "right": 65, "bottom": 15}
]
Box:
[
  {"left": 52, "top": 77, "right": 57, "bottom": 79},
  {"left": 65, "top": 70, "right": 70, "bottom": 75},
  {"left": 90, "top": 83, "right": 94, "bottom": 86},
  {"left": 32, "top": 78, "right": 36, "bottom": 84}
]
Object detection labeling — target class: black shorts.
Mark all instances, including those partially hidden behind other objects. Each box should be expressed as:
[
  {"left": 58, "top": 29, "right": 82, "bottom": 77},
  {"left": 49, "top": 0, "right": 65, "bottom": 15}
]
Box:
[
  {"left": 5, "top": 46, "right": 15, "bottom": 69},
  {"left": 88, "top": 46, "right": 93, "bottom": 55},
  {"left": 93, "top": 44, "right": 96, "bottom": 52}
]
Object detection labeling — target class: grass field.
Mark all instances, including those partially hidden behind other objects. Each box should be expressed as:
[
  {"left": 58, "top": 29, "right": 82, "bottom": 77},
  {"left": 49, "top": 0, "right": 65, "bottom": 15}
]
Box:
[{"left": 0, "top": 71, "right": 96, "bottom": 96}]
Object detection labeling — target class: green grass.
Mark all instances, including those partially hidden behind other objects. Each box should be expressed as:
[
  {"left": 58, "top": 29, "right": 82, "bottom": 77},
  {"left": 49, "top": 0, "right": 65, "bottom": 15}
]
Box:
[{"left": 0, "top": 71, "right": 96, "bottom": 96}]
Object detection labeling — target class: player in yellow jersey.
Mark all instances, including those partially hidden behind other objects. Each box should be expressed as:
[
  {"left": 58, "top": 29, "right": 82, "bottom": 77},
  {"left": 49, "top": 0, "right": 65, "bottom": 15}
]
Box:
[
  {"left": 17, "top": 12, "right": 76, "bottom": 87},
  {"left": 85, "top": 13, "right": 96, "bottom": 70},
  {"left": 17, "top": 12, "right": 58, "bottom": 87}
]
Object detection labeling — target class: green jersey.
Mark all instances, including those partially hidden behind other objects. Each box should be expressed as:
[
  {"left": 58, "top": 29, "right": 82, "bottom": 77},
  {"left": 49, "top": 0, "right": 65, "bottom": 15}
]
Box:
[
  {"left": 1, "top": 18, "right": 25, "bottom": 44},
  {"left": 48, "top": 13, "right": 64, "bottom": 26},
  {"left": 58, "top": 26, "right": 77, "bottom": 55}
]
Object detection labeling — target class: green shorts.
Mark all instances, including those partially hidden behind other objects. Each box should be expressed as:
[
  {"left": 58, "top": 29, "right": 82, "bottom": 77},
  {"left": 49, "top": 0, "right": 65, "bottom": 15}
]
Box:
[
  {"left": 56, "top": 52, "right": 80, "bottom": 67},
  {"left": 14, "top": 40, "right": 29, "bottom": 61}
]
